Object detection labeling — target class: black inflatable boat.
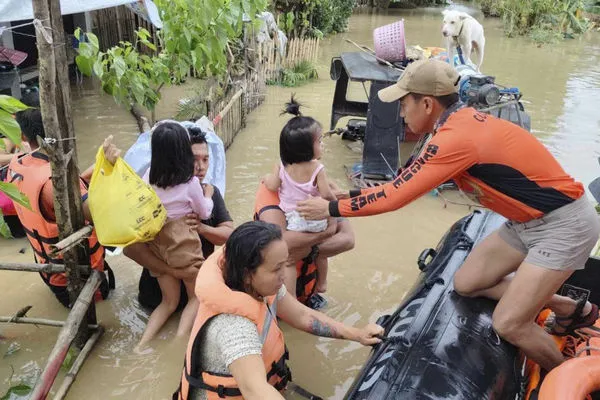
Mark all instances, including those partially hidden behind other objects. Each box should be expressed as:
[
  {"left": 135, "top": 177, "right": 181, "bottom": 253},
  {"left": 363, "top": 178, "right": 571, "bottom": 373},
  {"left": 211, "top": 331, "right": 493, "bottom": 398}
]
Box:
[{"left": 345, "top": 210, "right": 522, "bottom": 400}]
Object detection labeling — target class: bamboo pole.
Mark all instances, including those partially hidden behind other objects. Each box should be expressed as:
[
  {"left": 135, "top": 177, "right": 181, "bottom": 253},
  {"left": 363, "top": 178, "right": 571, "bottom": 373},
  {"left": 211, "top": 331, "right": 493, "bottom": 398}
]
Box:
[
  {"left": 212, "top": 89, "right": 244, "bottom": 126},
  {"left": 303, "top": 38, "right": 307, "bottom": 61},
  {"left": 294, "top": 38, "right": 299, "bottom": 65},
  {"left": 0, "top": 316, "right": 99, "bottom": 330},
  {"left": 301, "top": 38, "right": 306, "bottom": 62},
  {"left": 53, "top": 326, "right": 105, "bottom": 400},
  {"left": 30, "top": 271, "right": 103, "bottom": 400},
  {"left": 0, "top": 262, "right": 89, "bottom": 274},
  {"left": 49, "top": 225, "right": 93, "bottom": 256}
]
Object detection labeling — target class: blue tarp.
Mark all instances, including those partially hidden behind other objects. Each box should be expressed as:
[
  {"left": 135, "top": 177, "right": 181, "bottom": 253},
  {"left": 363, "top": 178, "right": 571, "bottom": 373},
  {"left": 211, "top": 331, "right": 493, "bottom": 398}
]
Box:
[{"left": 123, "top": 116, "right": 227, "bottom": 197}]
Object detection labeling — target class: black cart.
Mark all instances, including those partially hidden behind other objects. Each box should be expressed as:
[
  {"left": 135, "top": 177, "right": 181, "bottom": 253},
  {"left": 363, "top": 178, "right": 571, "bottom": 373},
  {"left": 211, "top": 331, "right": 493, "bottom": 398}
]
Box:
[{"left": 330, "top": 52, "right": 405, "bottom": 180}]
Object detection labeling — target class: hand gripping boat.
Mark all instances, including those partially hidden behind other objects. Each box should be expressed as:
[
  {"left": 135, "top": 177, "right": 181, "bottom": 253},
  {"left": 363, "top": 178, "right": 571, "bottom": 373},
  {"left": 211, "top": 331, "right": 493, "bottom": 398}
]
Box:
[{"left": 345, "top": 210, "right": 522, "bottom": 400}]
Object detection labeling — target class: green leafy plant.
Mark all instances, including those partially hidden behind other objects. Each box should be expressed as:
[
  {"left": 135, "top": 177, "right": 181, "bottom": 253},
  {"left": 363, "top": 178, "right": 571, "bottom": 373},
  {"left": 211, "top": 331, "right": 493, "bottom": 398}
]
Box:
[
  {"left": 274, "top": 0, "right": 354, "bottom": 39},
  {"left": 587, "top": 0, "right": 600, "bottom": 14},
  {"left": 0, "top": 384, "right": 31, "bottom": 400},
  {"left": 477, "top": 0, "right": 591, "bottom": 41},
  {"left": 312, "top": 0, "right": 355, "bottom": 35},
  {"left": 1, "top": 365, "right": 32, "bottom": 400},
  {"left": 267, "top": 60, "right": 319, "bottom": 87},
  {"left": 75, "top": 0, "right": 267, "bottom": 122},
  {"left": 0, "top": 96, "right": 32, "bottom": 238},
  {"left": 0, "top": 95, "right": 27, "bottom": 147},
  {"left": 60, "top": 347, "right": 78, "bottom": 372}
]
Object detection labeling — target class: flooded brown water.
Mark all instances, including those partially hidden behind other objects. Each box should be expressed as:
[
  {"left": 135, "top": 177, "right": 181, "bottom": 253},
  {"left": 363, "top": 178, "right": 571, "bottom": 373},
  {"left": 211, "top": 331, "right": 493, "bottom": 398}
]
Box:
[{"left": 2, "top": 6, "right": 600, "bottom": 399}]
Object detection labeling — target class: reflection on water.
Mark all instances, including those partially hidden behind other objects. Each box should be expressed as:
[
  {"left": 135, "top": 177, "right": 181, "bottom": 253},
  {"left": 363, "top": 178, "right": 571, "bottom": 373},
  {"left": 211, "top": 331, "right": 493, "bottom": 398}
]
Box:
[{"left": 1, "top": 6, "right": 600, "bottom": 400}]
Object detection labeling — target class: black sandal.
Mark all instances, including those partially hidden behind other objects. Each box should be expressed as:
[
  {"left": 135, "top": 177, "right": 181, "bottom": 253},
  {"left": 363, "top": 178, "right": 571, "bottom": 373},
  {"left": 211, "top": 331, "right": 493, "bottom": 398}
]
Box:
[{"left": 551, "top": 295, "right": 599, "bottom": 337}]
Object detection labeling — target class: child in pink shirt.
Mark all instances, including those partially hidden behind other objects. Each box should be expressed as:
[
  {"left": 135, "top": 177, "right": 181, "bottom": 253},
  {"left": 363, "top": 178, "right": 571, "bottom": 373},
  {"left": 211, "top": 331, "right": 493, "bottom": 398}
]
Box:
[
  {"left": 264, "top": 97, "right": 337, "bottom": 293},
  {"left": 137, "top": 121, "right": 213, "bottom": 349}
]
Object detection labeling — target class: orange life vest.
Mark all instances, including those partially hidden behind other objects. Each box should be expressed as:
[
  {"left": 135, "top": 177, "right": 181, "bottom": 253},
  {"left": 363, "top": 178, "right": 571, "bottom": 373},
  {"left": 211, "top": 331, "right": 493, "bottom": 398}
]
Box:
[
  {"left": 7, "top": 152, "right": 113, "bottom": 306},
  {"left": 538, "top": 353, "right": 600, "bottom": 400},
  {"left": 175, "top": 248, "right": 290, "bottom": 400},
  {"left": 538, "top": 317, "right": 600, "bottom": 400},
  {"left": 253, "top": 182, "right": 318, "bottom": 304}
]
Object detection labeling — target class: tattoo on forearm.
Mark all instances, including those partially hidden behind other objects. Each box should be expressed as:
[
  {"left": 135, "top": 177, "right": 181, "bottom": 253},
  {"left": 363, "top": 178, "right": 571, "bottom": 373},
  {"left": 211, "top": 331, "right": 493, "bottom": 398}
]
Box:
[{"left": 310, "top": 318, "right": 343, "bottom": 339}]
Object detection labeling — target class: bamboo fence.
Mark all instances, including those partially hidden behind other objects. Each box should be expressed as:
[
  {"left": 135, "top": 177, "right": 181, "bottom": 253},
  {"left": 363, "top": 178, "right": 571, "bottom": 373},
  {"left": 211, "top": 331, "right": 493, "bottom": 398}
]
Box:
[
  {"left": 209, "top": 88, "right": 245, "bottom": 149},
  {"left": 206, "top": 33, "right": 320, "bottom": 148},
  {"left": 260, "top": 37, "right": 320, "bottom": 82}
]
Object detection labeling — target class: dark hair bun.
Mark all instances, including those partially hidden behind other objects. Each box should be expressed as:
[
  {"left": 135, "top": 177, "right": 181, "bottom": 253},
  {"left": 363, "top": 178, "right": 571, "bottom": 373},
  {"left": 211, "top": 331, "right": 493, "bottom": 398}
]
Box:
[{"left": 281, "top": 94, "right": 302, "bottom": 117}]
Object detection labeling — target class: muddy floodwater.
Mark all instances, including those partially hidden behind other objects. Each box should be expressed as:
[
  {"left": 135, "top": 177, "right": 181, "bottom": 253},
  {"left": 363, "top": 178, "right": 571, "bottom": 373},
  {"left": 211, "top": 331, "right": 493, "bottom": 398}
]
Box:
[{"left": 2, "top": 6, "right": 600, "bottom": 399}]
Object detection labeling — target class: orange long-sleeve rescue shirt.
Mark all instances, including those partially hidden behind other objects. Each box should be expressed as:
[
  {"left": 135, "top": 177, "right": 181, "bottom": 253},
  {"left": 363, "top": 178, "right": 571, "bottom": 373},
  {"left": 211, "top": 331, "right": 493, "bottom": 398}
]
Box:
[{"left": 331, "top": 107, "right": 583, "bottom": 223}]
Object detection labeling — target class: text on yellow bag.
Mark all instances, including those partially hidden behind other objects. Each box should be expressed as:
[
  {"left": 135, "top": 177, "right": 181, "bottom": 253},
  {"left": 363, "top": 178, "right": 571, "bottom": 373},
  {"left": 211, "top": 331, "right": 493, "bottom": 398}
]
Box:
[{"left": 88, "top": 146, "right": 166, "bottom": 247}]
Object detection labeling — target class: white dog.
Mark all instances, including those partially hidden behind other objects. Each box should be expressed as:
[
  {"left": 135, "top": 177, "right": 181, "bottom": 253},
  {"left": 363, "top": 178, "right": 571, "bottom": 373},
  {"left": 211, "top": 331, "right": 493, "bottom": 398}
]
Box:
[{"left": 442, "top": 9, "right": 485, "bottom": 71}]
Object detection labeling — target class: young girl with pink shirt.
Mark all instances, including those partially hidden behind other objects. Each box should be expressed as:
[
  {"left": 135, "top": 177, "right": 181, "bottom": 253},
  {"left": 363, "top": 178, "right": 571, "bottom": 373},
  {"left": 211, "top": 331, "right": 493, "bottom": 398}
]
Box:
[
  {"left": 264, "top": 97, "right": 339, "bottom": 293},
  {"left": 138, "top": 121, "right": 213, "bottom": 348}
]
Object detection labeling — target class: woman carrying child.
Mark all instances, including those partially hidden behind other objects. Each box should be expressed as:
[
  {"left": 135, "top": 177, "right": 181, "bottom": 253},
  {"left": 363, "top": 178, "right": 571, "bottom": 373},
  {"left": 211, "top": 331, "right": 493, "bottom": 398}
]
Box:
[
  {"left": 264, "top": 96, "right": 345, "bottom": 294},
  {"left": 137, "top": 120, "right": 214, "bottom": 348}
]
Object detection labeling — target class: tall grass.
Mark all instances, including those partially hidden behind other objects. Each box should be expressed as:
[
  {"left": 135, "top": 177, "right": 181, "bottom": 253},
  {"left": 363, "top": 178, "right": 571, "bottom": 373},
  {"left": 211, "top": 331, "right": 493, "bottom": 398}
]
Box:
[{"left": 477, "top": 0, "right": 593, "bottom": 43}]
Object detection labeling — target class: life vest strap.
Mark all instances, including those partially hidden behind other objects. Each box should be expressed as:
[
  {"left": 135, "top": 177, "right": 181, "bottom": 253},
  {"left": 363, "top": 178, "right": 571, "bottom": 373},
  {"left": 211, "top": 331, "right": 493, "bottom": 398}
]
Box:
[
  {"left": 296, "top": 245, "right": 319, "bottom": 298},
  {"left": 105, "top": 264, "right": 116, "bottom": 290},
  {"left": 184, "top": 361, "right": 242, "bottom": 398},
  {"left": 22, "top": 225, "right": 58, "bottom": 245},
  {"left": 254, "top": 204, "right": 282, "bottom": 221},
  {"left": 183, "top": 347, "right": 290, "bottom": 398},
  {"left": 266, "top": 348, "right": 291, "bottom": 383}
]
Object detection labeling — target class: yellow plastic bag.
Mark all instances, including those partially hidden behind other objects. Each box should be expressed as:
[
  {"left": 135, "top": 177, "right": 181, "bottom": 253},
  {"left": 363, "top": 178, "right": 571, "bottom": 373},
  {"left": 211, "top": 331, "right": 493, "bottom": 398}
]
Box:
[{"left": 88, "top": 146, "right": 166, "bottom": 247}]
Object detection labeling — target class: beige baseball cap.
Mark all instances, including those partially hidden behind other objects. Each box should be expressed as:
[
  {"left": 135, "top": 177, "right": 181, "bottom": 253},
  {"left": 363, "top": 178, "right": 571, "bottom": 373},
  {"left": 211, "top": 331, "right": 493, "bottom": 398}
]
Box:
[{"left": 378, "top": 59, "right": 460, "bottom": 103}]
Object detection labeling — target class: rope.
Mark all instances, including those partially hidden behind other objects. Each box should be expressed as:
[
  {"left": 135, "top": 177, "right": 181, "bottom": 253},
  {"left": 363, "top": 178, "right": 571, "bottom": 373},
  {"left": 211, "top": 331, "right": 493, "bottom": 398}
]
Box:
[
  {"left": 33, "top": 19, "right": 53, "bottom": 44},
  {"left": 0, "top": 138, "right": 77, "bottom": 173},
  {"left": 0, "top": 19, "right": 49, "bottom": 33},
  {"left": 575, "top": 346, "right": 600, "bottom": 358},
  {"left": 10, "top": 31, "right": 38, "bottom": 39}
]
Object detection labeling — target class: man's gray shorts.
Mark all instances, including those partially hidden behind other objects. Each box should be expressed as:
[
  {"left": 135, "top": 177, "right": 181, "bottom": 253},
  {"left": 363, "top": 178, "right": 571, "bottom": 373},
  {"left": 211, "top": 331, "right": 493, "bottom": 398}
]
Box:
[{"left": 498, "top": 196, "right": 600, "bottom": 271}]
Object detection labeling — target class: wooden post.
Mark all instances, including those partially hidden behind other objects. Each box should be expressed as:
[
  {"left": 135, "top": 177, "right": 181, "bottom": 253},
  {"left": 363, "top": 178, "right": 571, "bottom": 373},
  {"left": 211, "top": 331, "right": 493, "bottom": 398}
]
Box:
[
  {"left": 29, "top": 271, "right": 103, "bottom": 400},
  {"left": 53, "top": 326, "right": 105, "bottom": 400},
  {"left": 32, "top": 0, "right": 94, "bottom": 348}
]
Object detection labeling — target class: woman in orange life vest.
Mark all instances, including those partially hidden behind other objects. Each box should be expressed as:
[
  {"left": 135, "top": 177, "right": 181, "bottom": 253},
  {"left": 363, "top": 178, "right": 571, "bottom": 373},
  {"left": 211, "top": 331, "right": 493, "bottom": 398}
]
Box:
[
  {"left": 254, "top": 180, "right": 355, "bottom": 306},
  {"left": 175, "top": 221, "right": 383, "bottom": 400},
  {"left": 297, "top": 59, "right": 600, "bottom": 372}
]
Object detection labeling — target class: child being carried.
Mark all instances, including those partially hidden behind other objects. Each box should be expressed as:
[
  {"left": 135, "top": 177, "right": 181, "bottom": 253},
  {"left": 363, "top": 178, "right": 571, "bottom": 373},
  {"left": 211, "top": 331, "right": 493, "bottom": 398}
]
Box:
[
  {"left": 138, "top": 120, "right": 213, "bottom": 349},
  {"left": 264, "top": 96, "right": 337, "bottom": 293}
]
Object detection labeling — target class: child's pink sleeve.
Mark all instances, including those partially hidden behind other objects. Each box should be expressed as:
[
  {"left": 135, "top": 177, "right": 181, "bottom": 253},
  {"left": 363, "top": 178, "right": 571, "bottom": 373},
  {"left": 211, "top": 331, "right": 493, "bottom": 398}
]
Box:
[{"left": 188, "top": 177, "right": 214, "bottom": 220}]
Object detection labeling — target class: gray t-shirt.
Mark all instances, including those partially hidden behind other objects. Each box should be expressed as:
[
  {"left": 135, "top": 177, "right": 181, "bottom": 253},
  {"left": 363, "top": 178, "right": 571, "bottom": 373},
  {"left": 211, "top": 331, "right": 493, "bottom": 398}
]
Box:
[{"left": 190, "top": 285, "right": 287, "bottom": 400}]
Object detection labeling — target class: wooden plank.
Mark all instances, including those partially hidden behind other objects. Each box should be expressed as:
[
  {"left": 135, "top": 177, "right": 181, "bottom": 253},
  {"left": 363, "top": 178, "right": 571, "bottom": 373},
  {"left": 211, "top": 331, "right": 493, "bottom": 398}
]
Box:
[
  {"left": 49, "top": 226, "right": 94, "bottom": 256},
  {"left": 0, "top": 262, "right": 89, "bottom": 274},
  {"left": 0, "top": 316, "right": 99, "bottom": 329}
]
